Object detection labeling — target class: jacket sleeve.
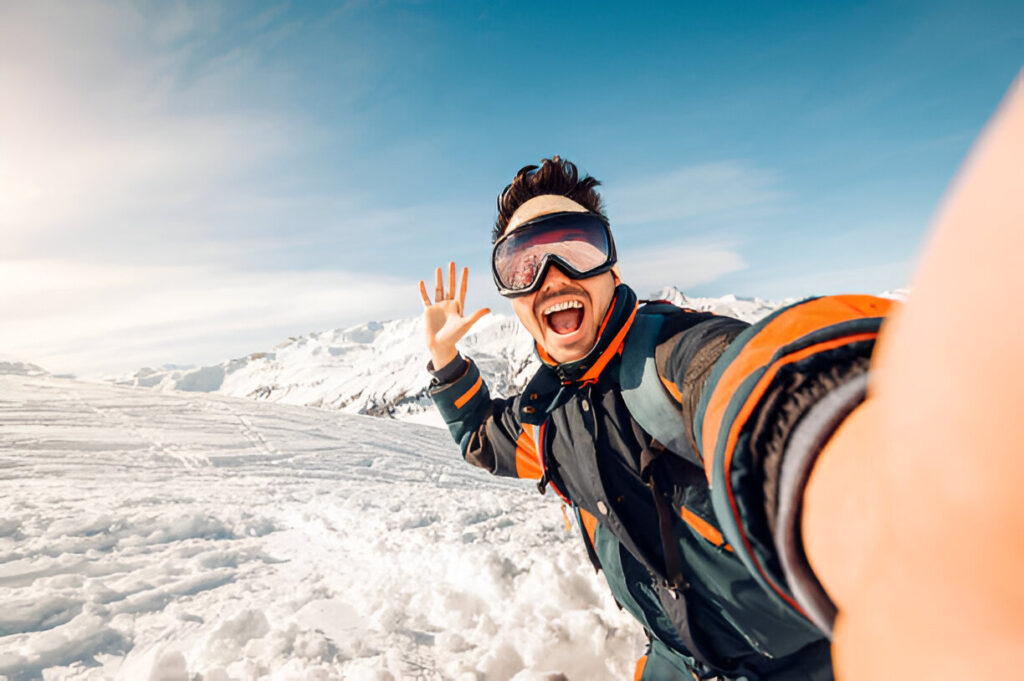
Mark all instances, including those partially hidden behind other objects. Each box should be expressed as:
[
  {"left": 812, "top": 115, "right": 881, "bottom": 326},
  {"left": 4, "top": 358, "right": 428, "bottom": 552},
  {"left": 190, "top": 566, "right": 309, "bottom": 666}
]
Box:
[
  {"left": 428, "top": 355, "right": 544, "bottom": 480},
  {"left": 661, "top": 295, "right": 895, "bottom": 634}
]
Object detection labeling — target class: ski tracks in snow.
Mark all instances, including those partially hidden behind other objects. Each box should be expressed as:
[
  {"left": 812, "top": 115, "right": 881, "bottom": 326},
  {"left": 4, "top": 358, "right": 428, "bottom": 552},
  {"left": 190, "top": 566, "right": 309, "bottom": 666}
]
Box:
[{"left": 0, "top": 376, "right": 642, "bottom": 680}]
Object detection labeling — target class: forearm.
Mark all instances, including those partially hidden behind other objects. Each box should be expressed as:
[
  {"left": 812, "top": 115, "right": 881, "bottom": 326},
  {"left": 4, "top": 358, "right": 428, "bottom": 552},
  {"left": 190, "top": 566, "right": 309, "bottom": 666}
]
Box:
[
  {"left": 428, "top": 355, "right": 533, "bottom": 479},
  {"left": 428, "top": 354, "right": 488, "bottom": 448}
]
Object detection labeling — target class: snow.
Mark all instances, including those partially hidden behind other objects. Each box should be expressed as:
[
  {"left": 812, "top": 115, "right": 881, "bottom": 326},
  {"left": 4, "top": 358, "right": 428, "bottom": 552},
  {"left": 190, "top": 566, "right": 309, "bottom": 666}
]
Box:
[
  {"left": 110, "top": 289, "right": 785, "bottom": 427},
  {"left": 0, "top": 290, "right": 799, "bottom": 677},
  {"left": 0, "top": 375, "right": 643, "bottom": 680}
]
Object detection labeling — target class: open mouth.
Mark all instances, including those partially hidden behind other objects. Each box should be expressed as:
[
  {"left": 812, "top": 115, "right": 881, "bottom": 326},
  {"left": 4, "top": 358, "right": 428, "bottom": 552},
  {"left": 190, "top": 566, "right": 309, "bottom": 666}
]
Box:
[{"left": 543, "top": 299, "right": 584, "bottom": 336}]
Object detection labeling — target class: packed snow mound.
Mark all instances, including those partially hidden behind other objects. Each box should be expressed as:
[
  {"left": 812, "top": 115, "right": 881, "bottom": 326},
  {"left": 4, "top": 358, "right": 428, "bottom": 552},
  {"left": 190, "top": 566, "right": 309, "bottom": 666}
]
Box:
[
  {"left": 114, "top": 289, "right": 786, "bottom": 425},
  {"left": 0, "top": 374, "right": 643, "bottom": 680}
]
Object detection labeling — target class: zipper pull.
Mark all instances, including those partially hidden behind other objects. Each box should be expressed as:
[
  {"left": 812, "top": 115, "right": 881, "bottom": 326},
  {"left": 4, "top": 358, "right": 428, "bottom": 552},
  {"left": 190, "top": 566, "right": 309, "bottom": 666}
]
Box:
[{"left": 537, "top": 471, "right": 549, "bottom": 495}]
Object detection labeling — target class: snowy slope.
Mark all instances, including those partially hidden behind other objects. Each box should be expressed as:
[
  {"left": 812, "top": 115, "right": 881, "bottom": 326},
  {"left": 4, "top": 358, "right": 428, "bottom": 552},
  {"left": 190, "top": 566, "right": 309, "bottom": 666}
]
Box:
[
  {"left": 113, "top": 289, "right": 786, "bottom": 426},
  {"left": 0, "top": 375, "right": 643, "bottom": 680}
]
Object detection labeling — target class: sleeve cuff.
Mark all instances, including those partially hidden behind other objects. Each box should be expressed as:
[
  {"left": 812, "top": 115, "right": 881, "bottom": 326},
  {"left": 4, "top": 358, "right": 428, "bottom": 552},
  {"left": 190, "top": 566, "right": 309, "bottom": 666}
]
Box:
[
  {"left": 428, "top": 354, "right": 469, "bottom": 385},
  {"left": 773, "top": 371, "right": 869, "bottom": 636}
]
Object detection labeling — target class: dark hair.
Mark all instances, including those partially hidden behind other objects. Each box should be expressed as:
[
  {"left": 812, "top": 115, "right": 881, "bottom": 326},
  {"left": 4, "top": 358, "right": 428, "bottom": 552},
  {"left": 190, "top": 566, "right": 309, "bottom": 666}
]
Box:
[{"left": 493, "top": 156, "right": 605, "bottom": 243}]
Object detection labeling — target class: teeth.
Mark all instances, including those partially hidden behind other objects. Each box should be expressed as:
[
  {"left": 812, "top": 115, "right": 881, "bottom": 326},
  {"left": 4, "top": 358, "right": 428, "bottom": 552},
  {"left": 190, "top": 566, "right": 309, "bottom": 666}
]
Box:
[{"left": 543, "top": 300, "right": 583, "bottom": 316}]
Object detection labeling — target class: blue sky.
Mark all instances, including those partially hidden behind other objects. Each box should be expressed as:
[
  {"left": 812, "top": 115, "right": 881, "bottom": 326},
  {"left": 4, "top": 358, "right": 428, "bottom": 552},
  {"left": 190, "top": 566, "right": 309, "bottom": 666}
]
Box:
[{"left": 2, "top": 1, "right": 1021, "bottom": 375}]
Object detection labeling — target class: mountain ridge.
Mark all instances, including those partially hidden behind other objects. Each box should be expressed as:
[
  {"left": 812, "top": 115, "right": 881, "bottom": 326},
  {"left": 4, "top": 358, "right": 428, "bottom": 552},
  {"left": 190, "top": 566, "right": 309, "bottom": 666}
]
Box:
[{"left": 110, "top": 288, "right": 793, "bottom": 425}]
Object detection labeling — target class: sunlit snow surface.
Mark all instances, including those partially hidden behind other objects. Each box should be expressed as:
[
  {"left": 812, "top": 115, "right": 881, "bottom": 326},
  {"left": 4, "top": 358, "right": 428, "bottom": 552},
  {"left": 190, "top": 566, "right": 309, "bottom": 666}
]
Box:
[{"left": 0, "top": 376, "right": 642, "bottom": 681}]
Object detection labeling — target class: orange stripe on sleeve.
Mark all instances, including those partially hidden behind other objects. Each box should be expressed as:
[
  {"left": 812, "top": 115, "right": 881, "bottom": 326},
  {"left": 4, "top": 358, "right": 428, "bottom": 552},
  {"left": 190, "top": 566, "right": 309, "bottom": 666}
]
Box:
[
  {"left": 716, "top": 331, "right": 880, "bottom": 614},
  {"left": 453, "top": 374, "right": 482, "bottom": 409},
  {"left": 702, "top": 295, "right": 892, "bottom": 482},
  {"left": 720, "top": 332, "right": 879, "bottom": 495}
]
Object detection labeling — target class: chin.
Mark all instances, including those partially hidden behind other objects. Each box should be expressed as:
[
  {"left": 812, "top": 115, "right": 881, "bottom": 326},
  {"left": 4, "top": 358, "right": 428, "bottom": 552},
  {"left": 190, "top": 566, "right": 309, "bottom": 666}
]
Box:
[{"left": 543, "top": 329, "right": 597, "bottom": 364}]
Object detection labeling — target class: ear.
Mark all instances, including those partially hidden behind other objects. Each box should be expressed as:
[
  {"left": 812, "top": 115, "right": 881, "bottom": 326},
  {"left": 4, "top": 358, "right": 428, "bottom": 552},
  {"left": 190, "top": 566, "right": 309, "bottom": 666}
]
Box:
[{"left": 611, "top": 264, "right": 621, "bottom": 284}]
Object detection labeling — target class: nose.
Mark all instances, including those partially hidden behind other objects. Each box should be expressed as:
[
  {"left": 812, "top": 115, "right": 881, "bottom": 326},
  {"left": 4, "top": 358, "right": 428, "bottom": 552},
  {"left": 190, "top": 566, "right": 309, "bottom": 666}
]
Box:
[{"left": 539, "top": 263, "right": 572, "bottom": 292}]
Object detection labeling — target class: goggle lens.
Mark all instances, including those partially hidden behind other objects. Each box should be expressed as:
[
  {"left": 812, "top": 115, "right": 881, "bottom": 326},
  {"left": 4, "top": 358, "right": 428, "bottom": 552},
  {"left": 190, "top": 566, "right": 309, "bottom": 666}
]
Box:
[{"left": 492, "top": 213, "right": 614, "bottom": 294}]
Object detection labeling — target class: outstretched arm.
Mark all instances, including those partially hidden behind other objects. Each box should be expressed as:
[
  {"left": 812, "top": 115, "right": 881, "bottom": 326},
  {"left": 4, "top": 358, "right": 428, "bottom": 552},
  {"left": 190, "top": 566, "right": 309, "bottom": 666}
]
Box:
[
  {"left": 804, "top": 73, "right": 1024, "bottom": 680},
  {"left": 663, "top": 79, "right": 1023, "bottom": 677},
  {"left": 418, "top": 264, "right": 543, "bottom": 481}
]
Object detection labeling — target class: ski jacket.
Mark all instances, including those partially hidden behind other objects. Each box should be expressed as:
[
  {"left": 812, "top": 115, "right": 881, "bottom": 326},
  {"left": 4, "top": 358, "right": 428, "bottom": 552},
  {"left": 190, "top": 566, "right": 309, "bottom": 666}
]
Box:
[{"left": 429, "top": 284, "right": 893, "bottom": 680}]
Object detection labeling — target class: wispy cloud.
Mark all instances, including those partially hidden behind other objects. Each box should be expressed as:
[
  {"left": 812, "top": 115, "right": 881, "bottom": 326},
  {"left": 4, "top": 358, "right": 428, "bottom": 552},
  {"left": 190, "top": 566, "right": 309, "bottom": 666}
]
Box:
[
  {"left": 597, "top": 161, "right": 780, "bottom": 296},
  {"left": 605, "top": 161, "right": 784, "bottom": 226},
  {"left": 0, "top": 1, "right": 966, "bottom": 376},
  {"left": 730, "top": 259, "right": 914, "bottom": 301},
  {"left": 0, "top": 2, "right": 424, "bottom": 375},
  {"left": 2, "top": 259, "right": 419, "bottom": 377},
  {"left": 618, "top": 242, "right": 747, "bottom": 298},
  {"left": 0, "top": 2, "right": 305, "bottom": 258}
]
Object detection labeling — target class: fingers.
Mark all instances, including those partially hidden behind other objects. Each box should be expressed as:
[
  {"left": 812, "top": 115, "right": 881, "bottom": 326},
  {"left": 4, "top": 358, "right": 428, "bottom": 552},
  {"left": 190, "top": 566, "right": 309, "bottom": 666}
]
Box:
[
  {"left": 458, "top": 267, "right": 468, "bottom": 313},
  {"left": 426, "top": 263, "right": 471, "bottom": 307}
]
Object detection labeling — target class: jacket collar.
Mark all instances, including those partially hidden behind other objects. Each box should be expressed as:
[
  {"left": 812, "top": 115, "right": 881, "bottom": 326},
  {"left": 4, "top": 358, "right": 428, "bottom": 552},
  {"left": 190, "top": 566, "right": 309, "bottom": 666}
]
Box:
[{"left": 535, "top": 284, "right": 639, "bottom": 385}]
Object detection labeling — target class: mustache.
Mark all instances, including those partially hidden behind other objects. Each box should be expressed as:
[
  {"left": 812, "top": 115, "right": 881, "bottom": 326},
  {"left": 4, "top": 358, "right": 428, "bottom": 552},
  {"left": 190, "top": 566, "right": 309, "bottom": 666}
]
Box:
[{"left": 535, "top": 285, "right": 590, "bottom": 314}]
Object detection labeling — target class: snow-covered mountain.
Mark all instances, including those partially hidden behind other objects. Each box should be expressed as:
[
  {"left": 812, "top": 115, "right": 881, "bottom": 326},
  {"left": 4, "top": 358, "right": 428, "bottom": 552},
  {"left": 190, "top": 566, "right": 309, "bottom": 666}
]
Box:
[
  {"left": 112, "top": 314, "right": 537, "bottom": 428},
  {"left": 112, "top": 289, "right": 788, "bottom": 426},
  {"left": 650, "top": 287, "right": 791, "bottom": 322}
]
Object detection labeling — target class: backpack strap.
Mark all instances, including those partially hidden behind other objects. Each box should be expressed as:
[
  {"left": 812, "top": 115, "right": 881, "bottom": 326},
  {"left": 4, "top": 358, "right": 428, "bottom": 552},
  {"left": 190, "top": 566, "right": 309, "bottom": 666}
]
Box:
[
  {"left": 620, "top": 307, "right": 702, "bottom": 467},
  {"left": 630, "top": 419, "right": 690, "bottom": 594}
]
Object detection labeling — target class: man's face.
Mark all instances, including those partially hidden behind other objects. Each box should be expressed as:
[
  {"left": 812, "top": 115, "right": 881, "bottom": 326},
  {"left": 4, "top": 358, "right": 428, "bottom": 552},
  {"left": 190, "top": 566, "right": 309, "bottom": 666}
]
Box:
[{"left": 504, "top": 196, "right": 617, "bottom": 364}]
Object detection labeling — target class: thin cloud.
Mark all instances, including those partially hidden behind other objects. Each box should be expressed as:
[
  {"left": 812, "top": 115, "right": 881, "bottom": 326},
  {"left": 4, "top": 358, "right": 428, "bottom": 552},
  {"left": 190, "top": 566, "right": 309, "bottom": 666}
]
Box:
[
  {"left": 3, "top": 259, "right": 420, "bottom": 377},
  {"left": 605, "top": 161, "right": 784, "bottom": 226},
  {"left": 0, "top": 2, "right": 303, "bottom": 258},
  {"left": 0, "top": 2, "right": 424, "bottom": 377},
  {"left": 733, "top": 260, "right": 914, "bottom": 301},
  {"left": 617, "top": 243, "right": 747, "bottom": 298}
]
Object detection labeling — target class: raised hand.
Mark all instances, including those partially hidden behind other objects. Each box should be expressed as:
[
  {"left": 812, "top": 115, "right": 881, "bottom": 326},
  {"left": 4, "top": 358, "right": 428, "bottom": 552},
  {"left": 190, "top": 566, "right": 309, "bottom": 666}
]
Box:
[{"left": 418, "top": 262, "right": 490, "bottom": 369}]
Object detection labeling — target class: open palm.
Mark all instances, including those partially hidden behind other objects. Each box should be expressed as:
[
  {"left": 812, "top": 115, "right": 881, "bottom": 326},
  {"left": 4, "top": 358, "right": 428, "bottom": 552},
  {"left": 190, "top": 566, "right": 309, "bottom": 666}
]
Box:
[{"left": 419, "top": 262, "right": 490, "bottom": 367}]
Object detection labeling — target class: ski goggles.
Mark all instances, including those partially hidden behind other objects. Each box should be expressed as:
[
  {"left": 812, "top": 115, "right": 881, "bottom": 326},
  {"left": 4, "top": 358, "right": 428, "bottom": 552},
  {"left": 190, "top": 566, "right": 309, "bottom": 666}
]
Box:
[{"left": 491, "top": 211, "right": 617, "bottom": 297}]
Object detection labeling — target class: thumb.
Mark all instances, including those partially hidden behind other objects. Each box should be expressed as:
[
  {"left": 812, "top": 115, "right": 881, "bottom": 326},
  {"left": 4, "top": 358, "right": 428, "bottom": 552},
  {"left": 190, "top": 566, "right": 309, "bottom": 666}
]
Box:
[{"left": 464, "top": 308, "right": 490, "bottom": 328}]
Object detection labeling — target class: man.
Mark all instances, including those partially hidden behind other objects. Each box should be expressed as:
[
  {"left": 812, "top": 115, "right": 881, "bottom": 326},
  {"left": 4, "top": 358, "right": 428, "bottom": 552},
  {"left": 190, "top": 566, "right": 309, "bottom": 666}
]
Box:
[
  {"left": 419, "top": 157, "right": 879, "bottom": 680},
  {"left": 417, "top": 78, "right": 1024, "bottom": 680}
]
